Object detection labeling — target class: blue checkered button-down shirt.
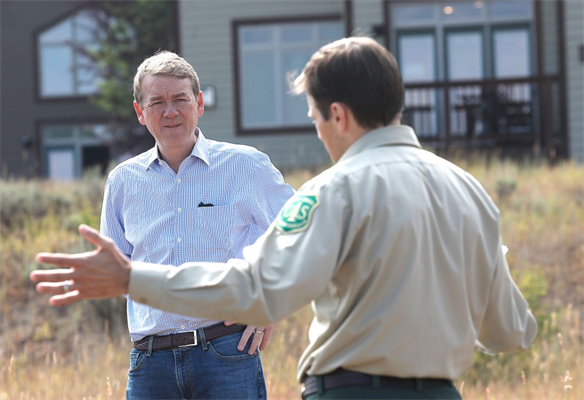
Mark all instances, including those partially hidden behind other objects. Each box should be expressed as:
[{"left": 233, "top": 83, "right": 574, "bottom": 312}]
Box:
[{"left": 100, "top": 130, "right": 295, "bottom": 342}]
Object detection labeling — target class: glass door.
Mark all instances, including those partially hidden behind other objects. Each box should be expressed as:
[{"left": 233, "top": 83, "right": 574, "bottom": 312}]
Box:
[
  {"left": 493, "top": 27, "right": 533, "bottom": 135},
  {"left": 398, "top": 32, "right": 438, "bottom": 136},
  {"left": 445, "top": 29, "right": 484, "bottom": 136}
]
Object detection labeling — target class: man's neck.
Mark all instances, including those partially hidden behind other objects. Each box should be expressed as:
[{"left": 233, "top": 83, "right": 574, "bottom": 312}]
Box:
[{"left": 158, "top": 142, "right": 196, "bottom": 174}]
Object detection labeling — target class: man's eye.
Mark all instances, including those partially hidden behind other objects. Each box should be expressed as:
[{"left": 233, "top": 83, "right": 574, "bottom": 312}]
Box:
[{"left": 176, "top": 98, "right": 187, "bottom": 102}]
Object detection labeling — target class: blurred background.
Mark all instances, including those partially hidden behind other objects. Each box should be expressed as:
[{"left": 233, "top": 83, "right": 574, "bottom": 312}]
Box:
[
  {"left": 1, "top": 0, "right": 583, "bottom": 179},
  {"left": 0, "top": 1, "right": 583, "bottom": 399}
]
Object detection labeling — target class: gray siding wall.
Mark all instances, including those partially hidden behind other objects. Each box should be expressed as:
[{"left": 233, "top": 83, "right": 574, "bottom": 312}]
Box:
[
  {"left": 565, "top": 0, "right": 584, "bottom": 162},
  {"left": 0, "top": 1, "right": 107, "bottom": 178},
  {"left": 179, "top": 0, "right": 345, "bottom": 170}
]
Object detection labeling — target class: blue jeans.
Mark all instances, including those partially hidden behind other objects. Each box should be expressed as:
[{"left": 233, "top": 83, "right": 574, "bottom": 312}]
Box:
[{"left": 126, "top": 330, "right": 266, "bottom": 399}]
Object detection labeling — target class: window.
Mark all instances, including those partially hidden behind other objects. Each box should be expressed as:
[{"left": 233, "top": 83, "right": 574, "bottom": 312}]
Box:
[
  {"left": 490, "top": 1, "right": 533, "bottom": 20},
  {"left": 390, "top": 1, "right": 533, "bottom": 80},
  {"left": 42, "top": 123, "right": 110, "bottom": 180},
  {"left": 235, "top": 19, "right": 344, "bottom": 133},
  {"left": 399, "top": 33, "right": 436, "bottom": 83},
  {"left": 390, "top": 1, "right": 534, "bottom": 138},
  {"left": 38, "top": 9, "right": 105, "bottom": 98},
  {"left": 493, "top": 28, "right": 530, "bottom": 78},
  {"left": 398, "top": 32, "right": 439, "bottom": 136},
  {"left": 446, "top": 30, "right": 483, "bottom": 80},
  {"left": 441, "top": 2, "right": 484, "bottom": 22}
]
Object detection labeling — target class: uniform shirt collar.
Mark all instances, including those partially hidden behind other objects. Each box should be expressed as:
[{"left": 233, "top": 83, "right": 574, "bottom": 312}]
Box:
[
  {"left": 339, "top": 124, "right": 421, "bottom": 163},
  {"left": 144, "top": 127, "right": 211, "bottom": 170}
]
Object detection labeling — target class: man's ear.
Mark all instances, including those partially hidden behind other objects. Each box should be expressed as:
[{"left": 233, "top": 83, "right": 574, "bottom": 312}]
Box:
[
  {"left": 329, "top": 102, "right": 349, "bottom": 132},
  {"left": 197, "top": 91, "right": 204, "bottom": 117},
  {"left": 133, "top": 101, "right": 146, "bottom": 126}
]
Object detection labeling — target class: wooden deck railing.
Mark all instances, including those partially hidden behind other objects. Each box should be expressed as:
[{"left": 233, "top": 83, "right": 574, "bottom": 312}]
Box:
[{"left": 402, "top": 76, "right": 563, "bottom": 157}]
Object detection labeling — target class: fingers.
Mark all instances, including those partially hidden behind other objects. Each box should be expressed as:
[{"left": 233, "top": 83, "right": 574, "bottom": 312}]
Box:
[
  {"left": 35, "top": 281, "right": 75, "bottom": 295},
  {"left": 248, "top": 328, "right": 264, "bottom": 355},
  {"left": 237, "top": 325, "right": 255, "bottom": 352},
  {"left": 234, "top": 324, "right": 274, "bottom": 354},
  {"left": 223, "top": 321, "right": 236, "bottom": 327},
  {"left": 48, "top": 291, "right": 83, "bottom": 307},
  {"left": 35, "top": 252, "right": 90, "bottom": 268},
  {"left": 259, "top": 324, "right": 276, "bottom": 352},
  {"left": 30, "top": 268, "right": 75, "bottom": 283}
]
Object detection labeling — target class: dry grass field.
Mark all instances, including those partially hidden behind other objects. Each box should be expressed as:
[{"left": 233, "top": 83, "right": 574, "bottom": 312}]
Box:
[{"left": 1, "top": 157, "right": 582, "bottom": 399}]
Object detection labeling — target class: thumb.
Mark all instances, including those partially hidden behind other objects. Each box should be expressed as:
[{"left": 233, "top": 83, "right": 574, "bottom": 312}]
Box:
[{"left": 78, "top": 224, "right": 108, "bottom": 249}]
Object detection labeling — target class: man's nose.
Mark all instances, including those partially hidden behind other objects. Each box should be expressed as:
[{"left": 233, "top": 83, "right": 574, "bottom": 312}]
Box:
[{"left": 163, "top": 104, "right": 179, "bottom": 117}]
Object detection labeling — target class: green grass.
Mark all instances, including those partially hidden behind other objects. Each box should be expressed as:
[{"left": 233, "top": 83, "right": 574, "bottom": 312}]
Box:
[{"left": 1, "top": 158, "right": 582, "bottom": 399}]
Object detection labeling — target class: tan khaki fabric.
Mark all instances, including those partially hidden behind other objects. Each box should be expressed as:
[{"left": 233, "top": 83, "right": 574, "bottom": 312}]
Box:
[{"left": 129, "top": 125, "right": 537, "bottom": 383}]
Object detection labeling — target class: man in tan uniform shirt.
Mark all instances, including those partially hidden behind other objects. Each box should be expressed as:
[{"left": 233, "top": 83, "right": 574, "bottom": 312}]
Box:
[{"left": 31, "top": 37, "right": 537, "bottom": 399}]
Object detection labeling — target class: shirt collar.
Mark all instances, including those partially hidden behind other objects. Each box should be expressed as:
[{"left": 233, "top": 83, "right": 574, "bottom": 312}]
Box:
[
  {"left": 191, "top": 128, "right": 210, "bottom": 166},
  {"left": 338, "top": 125, "right": 421, "bottom": 163},
  {"left": 143, "top": 127, "right": 211, "bottom": 170}
]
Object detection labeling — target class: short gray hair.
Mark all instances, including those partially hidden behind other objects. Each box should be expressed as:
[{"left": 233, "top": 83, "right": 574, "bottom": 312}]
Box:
[{"left": 133, "top": 50, "right": 200, "bottom": 106}]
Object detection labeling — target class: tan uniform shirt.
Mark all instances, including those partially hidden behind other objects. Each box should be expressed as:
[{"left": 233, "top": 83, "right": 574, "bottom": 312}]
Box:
[{"left": 129, "top": 125, "right": 537, "bottom": 382}]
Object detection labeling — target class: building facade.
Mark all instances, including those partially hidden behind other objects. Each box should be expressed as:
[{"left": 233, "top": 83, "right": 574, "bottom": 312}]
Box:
[
  {"left": 180, "top": 0, "right": 583, "bottom": 167},
  {"left": 1, "top": 0, "right": 582, "bottom": 179},
  {"left": 1, "top": 1, "right": 113, "bottom": 180}
]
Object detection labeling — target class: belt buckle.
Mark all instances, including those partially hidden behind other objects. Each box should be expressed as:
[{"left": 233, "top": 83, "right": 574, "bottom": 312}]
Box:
[{"left": 178, "top": 331, "right": 198, "bottom": 347}]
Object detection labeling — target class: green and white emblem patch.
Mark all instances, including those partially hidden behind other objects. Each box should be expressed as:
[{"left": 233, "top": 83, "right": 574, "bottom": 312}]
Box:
[{"left": 276, "top": 194, "right": 320, "bottom": 234}]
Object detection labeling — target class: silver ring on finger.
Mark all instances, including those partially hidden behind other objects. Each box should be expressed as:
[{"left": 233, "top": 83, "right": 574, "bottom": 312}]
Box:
[{"left": 63, "top": 281, "right": 72, "bottom": 294}]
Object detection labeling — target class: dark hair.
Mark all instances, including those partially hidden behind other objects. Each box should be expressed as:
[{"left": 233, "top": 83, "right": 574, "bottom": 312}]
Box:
[{"left": 291, "top": 37, "right": 404, "bottom": 129}]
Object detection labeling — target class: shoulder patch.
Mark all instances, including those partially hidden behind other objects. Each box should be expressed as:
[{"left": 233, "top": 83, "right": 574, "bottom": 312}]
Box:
[{"left": 276, "top": 194, "right": 320, "bottom": 234}]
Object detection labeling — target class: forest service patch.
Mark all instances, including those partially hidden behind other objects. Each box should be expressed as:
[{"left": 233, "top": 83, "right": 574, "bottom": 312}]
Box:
[{"left": 276, "top": 194, "right": 320, "bottom": 234}]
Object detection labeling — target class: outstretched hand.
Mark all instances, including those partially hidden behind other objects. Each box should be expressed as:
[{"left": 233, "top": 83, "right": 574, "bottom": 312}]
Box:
[{"left": 30, "top": 224, "right": 132, "bottom": 306}]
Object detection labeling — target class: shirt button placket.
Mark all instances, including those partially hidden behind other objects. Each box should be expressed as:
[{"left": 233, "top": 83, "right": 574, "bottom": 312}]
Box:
[{"left": 176, "top": 177, "right": 183, "bottom": 245}]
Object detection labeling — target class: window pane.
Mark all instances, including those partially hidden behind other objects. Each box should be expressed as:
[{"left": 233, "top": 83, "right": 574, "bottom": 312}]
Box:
[
  {"left": 80, "top": 124, "right": 98, "bottom": 139},
  {"left": 282, "top": 50, "right": 313, "bottom": 124},
  {"left": 40, "top": 46, "right": 74, "bottom": 96},
  {"left": 490, "top": 1, "right": 532, "bottom": 19},
  {"left": 399, "top": 34, "right": 435, "bottom": 82},
  {"left": 447, "top": 31, "right": 483, "bottom": 80},
  {"left": 393, "top": 4, "right": 436, "bottom": 25},
  {"left": 47, "top": 148, "right": 76, "bottom": 181},
  {"left": 44, "top": 125, "right": 74, "bottom": 140},
  {"left": 90, "top": 124, "right": 111, "bottom": 140},
  {"left": 320, "top": 22, "right": 343, "bottom": 44},
  {"left": 76, "top": 51, "right": 99, "bottom": 94},
  {"left": 494, "top": 29, "right": 530, "bottom": 77},
  {"left": 38, "top": 9, "right": 104, "bottom": 98},
  {"left": 281, "top": 24, "right": 313, "bottom": 44},
  {"left": 241, "top": 53, "right": 277, "bottom": 127},
  {"left": 39, "top": 18, "right": 72, "bottom": 44},
  {"left": 74, "top": 9, "right": 100, "bottom": 43},
  {"left": 242, "top": 28, "right": 273, "bottom": 46},
  {"left": 442, "top": 2, "right": 484, "bottom": 21}
]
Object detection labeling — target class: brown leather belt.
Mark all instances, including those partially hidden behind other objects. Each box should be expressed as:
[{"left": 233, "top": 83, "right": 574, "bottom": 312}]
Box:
[
  {"left": 301, "top": 369, "right": 453, "bottom": 399},
  {"left": 134, "top": 322, "right": 246, "bottom": 352}
]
